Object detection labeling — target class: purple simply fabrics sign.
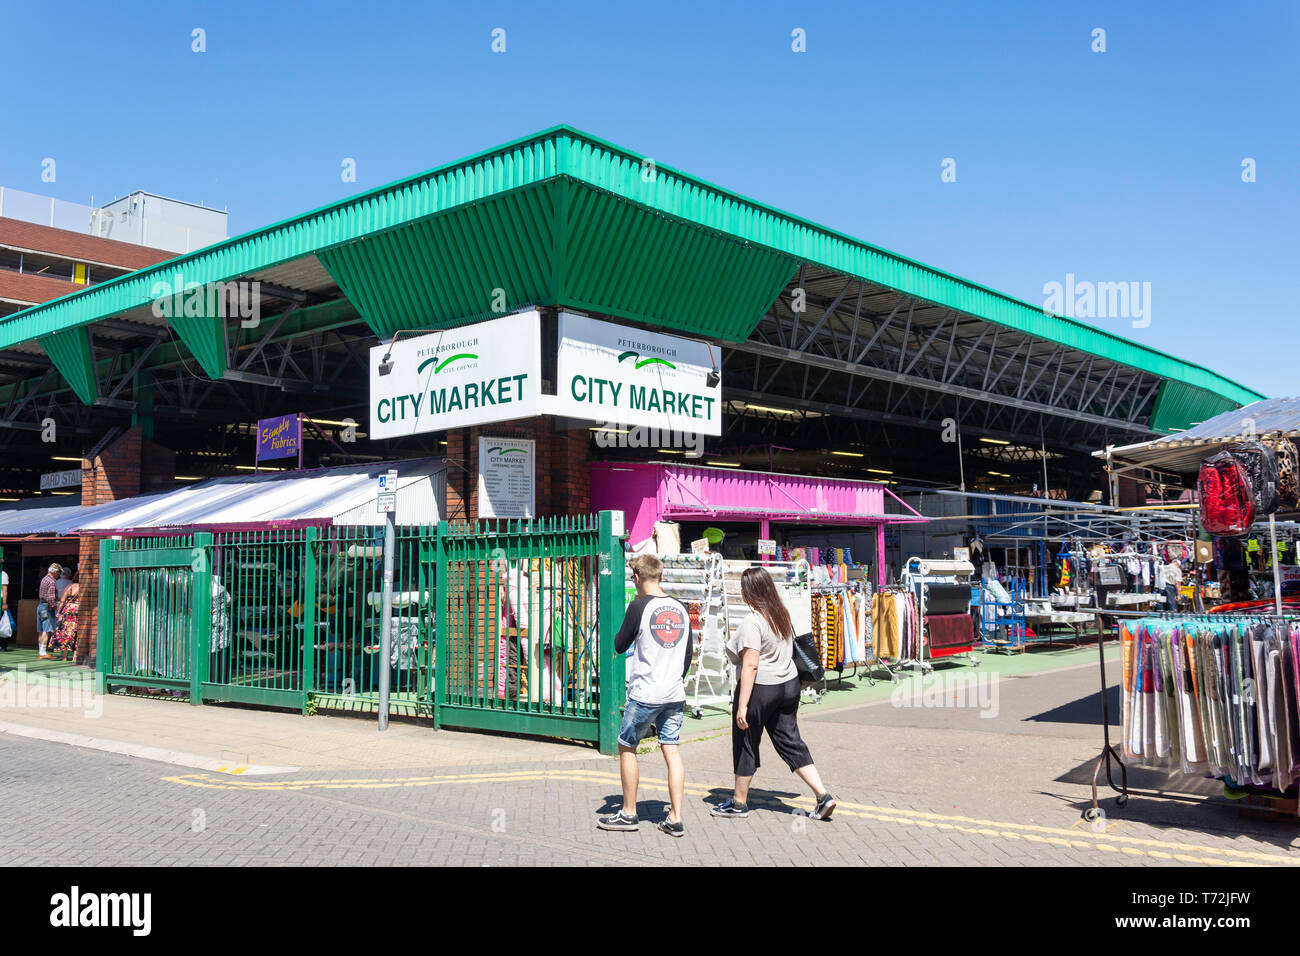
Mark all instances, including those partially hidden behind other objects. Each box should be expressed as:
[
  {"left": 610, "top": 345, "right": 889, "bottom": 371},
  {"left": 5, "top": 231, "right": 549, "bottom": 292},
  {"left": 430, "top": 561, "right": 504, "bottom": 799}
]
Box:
[{"left": 257, "top": 414, "right": 301, "bottom": 462}]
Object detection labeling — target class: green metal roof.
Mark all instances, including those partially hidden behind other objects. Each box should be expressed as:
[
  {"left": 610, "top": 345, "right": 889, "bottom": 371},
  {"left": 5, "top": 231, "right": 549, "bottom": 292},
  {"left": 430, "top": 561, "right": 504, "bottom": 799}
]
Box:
[
  {"left": 318, "top": 178, "right": 793, "bottom": 339},
  {"left": 1147, "top": 379, "right": 1242, "bottom": 434},
  {"left": 0, "top": 125, "right": 1263, "bottom": 422}
]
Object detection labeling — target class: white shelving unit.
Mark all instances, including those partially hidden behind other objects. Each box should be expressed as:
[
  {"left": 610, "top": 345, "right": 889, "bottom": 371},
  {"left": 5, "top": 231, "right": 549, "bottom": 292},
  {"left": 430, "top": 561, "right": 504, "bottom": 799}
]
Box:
[{"left": 627, "top": 553, "right": 731, "bottom": 717}]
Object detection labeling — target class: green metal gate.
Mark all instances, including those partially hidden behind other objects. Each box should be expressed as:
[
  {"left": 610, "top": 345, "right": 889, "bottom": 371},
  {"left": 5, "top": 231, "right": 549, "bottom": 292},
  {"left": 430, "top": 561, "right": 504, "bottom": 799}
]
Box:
[
  {"left": 98, "top": 534, "right": 214, "bottom": 702},
  {"left": 97, "top": 513, "right": 625, "bottom": 752},
  {"left": 98, "top": 531, "right": 312, "bottom": 711},
  {"left": 434, "top": 512, "right": 624, "bottom": 753}
]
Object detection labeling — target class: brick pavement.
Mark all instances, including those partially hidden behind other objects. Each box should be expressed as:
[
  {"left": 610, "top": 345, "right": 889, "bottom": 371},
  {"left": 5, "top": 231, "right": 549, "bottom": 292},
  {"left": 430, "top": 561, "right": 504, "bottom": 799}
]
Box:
[{"left": 3, "top": 657, "right": 1300, "bottom": 865}]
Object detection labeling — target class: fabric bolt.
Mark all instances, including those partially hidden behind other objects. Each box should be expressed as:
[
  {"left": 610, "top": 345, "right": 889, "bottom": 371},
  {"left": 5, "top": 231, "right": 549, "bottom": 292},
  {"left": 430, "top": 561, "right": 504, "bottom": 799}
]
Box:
[{"left": 926, "top": 612, "right": 973, "bottom": 651}]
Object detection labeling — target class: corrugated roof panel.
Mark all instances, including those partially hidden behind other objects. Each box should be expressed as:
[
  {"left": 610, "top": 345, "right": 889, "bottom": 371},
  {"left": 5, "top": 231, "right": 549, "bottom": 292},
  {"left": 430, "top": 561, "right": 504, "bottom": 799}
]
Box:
[
  {"left": 37, "top": 326, "right": 98, "bottom": 404},
  {"left": 1148, "top": 379, "right": 1243, "bottom": 434},
  {"left": 0, "top": 493, "right": 174, "bottom": 536},
  {"left": 1105, "top": 397, "right": 1300, "bottom": 475},
  {"left": 0, "top": 125, "right": 1262, "bottom": 410}
]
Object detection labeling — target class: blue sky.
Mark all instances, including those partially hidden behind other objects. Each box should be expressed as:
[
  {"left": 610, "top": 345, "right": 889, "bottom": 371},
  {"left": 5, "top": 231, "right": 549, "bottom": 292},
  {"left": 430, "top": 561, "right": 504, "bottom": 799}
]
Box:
[{"left": 4, "top": 0, "right": 1296, "bottom": 396}]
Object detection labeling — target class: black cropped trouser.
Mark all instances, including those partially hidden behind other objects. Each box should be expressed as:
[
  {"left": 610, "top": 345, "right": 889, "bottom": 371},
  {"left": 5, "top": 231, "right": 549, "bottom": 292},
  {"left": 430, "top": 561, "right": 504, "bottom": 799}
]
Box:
[{"left": 732, "top": 676, "right": 813, "bottom": 777}]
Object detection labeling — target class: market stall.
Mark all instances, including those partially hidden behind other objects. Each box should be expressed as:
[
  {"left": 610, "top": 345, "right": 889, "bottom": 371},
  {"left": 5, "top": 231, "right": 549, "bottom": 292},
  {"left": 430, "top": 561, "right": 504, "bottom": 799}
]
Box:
[
  {"left": 1095, "top": 398, "right": 1300, "bottom": 816},
  {"left": 595, "top": 461, "right": 927, "bottom": 703},
  {"left": 591, "top": 461, "right": 926, "bottom": 586}
]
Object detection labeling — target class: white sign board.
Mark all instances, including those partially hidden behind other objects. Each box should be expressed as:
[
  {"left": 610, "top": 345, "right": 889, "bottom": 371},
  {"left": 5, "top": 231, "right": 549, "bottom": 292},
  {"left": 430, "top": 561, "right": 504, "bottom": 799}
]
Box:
[
  {"left": 758, "top": 538, "right": 776, "bottom": 556},
  {"left": 553, "top": 312, "right": 722, "bottom": 436},
  {"left": 691, "top": 538, "right": 710, "bottom": 554},
  {"left": 370, "top": 311, "right": 542, "bottom": 440},
  {"left": 40, "top": 469, "right": 82, "bottom": 490},
  {"left": 477, "top": 437, "right": 535, "bottom": 519},
  {"left": 375, "top": 469, "right": 399, "bottom": 514},
  {"left": 953, "top": 546, "right": 970, "bottom": 562}
]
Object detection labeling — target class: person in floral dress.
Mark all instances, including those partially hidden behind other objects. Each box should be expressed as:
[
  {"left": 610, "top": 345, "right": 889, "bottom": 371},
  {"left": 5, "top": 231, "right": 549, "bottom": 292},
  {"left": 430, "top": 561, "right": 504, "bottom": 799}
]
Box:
[{"left": 50, "top": 580, "right": 80, "bottom": 662}]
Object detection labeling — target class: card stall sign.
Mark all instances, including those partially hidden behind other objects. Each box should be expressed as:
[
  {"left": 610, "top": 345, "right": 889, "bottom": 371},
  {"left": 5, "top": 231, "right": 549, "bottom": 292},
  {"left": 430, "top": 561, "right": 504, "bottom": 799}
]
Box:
[
  {"left": 370, "top": 311, "right": 542, "bottom": 440},
  {"left": 554, "top": 313, "right": 721, "bottom": 436},
  {"left": 40, "top": 469, "right": 82, "bottom": 491}
]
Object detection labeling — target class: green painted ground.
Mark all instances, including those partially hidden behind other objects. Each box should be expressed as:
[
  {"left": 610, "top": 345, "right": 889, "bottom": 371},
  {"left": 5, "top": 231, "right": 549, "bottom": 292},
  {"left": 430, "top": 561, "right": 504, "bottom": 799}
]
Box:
[{"left": 0, "top": 648, "right": 88, "bottom": 680}]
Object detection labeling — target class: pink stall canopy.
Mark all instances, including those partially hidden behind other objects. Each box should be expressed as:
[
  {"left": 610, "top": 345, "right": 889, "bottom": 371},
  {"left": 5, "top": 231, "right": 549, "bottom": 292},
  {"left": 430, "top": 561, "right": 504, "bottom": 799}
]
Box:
[{"left": 591, "top": 461, "right": 926, "bottom": 547}]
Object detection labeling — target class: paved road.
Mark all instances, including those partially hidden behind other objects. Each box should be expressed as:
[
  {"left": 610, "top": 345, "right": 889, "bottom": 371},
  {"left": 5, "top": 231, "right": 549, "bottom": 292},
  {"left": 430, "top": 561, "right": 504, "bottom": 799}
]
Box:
[{"left": 3, "top": 660, "right": 1298, "bottom": 866}]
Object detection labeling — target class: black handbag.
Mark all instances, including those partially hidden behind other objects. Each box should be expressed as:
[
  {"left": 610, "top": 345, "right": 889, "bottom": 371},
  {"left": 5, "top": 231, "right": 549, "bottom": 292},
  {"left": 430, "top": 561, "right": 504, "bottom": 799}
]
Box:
[{"left": 791, "top": 632, "right": 824, "bottom": 682}]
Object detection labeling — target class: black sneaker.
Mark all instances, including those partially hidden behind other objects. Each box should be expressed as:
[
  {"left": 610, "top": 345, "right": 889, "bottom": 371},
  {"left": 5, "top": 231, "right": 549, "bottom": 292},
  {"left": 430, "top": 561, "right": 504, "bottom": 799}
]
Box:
[
  {"left": 596, "top": 810, "right": 640, "bottom": 831},
  {"left": 709, "top": 798, "right": 750, "bottom": 818},
  {"left": 658, "top": 819, "right": 685, "bottom": 838},
  {"left": 810, "top": 792, "right": 836, "bottom": 820}
]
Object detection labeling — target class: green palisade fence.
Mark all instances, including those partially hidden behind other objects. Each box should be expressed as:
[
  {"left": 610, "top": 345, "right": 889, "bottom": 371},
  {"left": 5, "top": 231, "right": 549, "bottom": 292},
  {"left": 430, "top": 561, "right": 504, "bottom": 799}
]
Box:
[{"left": 96, "top": 513, "right": 626, "bottom": 752}]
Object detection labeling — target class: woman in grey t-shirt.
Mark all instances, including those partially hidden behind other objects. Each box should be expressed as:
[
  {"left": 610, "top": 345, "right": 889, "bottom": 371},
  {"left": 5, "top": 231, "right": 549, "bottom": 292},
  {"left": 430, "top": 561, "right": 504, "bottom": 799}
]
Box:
[{"left": 712, "top": 567, "right": 836, "bottom": 821}]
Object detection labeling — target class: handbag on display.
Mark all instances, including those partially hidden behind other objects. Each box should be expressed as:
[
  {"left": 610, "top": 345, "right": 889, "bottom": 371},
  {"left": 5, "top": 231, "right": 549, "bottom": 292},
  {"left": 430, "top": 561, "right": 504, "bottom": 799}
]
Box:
[
  {"left": 1225, "top": 440, "right": 1279, "bottom": 516},
  {"left": 1199, "top": 452, "right": 1255, "bottom": 536},
  {"left": 792, "top": 631, "right": 824, "bottom": 683},
  {"left": 1269, "top": 437, "right": 1299, "bottom": 511}
]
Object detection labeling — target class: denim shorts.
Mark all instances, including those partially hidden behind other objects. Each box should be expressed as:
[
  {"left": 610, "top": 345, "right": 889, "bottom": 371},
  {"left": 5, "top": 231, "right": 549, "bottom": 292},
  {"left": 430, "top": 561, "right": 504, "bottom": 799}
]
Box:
[
  {"left": 618, "top": 698, "right": 685, "bottom": 748},
  {"left": 36, "top": 602, "right": 55, "bottom": 634}
]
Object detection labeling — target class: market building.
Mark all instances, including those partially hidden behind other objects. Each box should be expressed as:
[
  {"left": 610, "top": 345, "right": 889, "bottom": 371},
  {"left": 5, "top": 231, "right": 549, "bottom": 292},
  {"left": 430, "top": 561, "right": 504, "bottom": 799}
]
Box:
[{"left": 0, "top": 126, "right": 1267, "bottom": 748}]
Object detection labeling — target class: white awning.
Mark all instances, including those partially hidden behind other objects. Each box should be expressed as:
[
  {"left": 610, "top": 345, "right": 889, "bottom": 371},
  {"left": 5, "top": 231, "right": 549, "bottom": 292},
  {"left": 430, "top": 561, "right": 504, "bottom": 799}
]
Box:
[{"left": 73, "top": 459, "right": 446, "bottom": 532}]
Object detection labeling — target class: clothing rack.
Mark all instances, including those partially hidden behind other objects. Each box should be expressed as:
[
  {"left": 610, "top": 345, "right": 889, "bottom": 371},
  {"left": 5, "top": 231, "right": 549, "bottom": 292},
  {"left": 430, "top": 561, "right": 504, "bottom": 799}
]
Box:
[
  {"left": 899, "top": 557, "right": 979, "bottom": 673},
  {"left": 808, "top": 580, "right": 895, "bottom": 690},
  {"left": 869, "top": 583, "right": 917, "bottom": 677},
  {"left": 1090, "top": 610, "right": 1300, "bottom": 824}
]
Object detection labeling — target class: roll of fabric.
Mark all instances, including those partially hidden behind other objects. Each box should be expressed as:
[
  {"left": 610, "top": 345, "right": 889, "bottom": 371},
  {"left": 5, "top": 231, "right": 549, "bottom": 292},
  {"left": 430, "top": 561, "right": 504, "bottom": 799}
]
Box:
[{"left": 926, "top": 612, "right": 973, "bottom": 650}]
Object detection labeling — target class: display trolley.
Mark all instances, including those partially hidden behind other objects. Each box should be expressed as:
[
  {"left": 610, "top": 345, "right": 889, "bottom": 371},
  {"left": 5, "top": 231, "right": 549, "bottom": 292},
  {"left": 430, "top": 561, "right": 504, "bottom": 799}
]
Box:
[{"left": 901, "top": 557, "right": 980, "bottom": 671}]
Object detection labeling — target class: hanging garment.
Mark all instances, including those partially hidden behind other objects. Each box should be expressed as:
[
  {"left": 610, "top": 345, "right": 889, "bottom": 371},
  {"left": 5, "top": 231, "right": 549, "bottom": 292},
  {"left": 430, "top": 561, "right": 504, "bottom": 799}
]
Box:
[
  {"left": 825, "top": 595, "right": 840, "bottom": 670},
  {"left": 810, "top": 594, "right": 827, "bottom": 667},
  {"left": 1281, "top": 631, "right": 1300, "bottom": 782},
  {"left": 858, "top": 592, "right": 870, "bottom": 661}
]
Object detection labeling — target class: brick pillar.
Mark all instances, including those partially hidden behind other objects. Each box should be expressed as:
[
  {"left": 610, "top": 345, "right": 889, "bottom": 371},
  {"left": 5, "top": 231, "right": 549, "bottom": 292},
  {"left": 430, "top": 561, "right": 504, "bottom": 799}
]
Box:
[
  {"left": 441, "top": 418, "right": 590, "bottom": 522},
  {"left": 76, "top": 426, "right": 176, "bottom": 665}
]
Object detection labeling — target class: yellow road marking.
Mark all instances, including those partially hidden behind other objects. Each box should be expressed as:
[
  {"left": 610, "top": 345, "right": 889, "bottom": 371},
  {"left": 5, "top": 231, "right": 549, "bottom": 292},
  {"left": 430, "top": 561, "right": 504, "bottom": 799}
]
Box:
[{"left": 161, "top": 767, "right": 1299, "bottom": 866}]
